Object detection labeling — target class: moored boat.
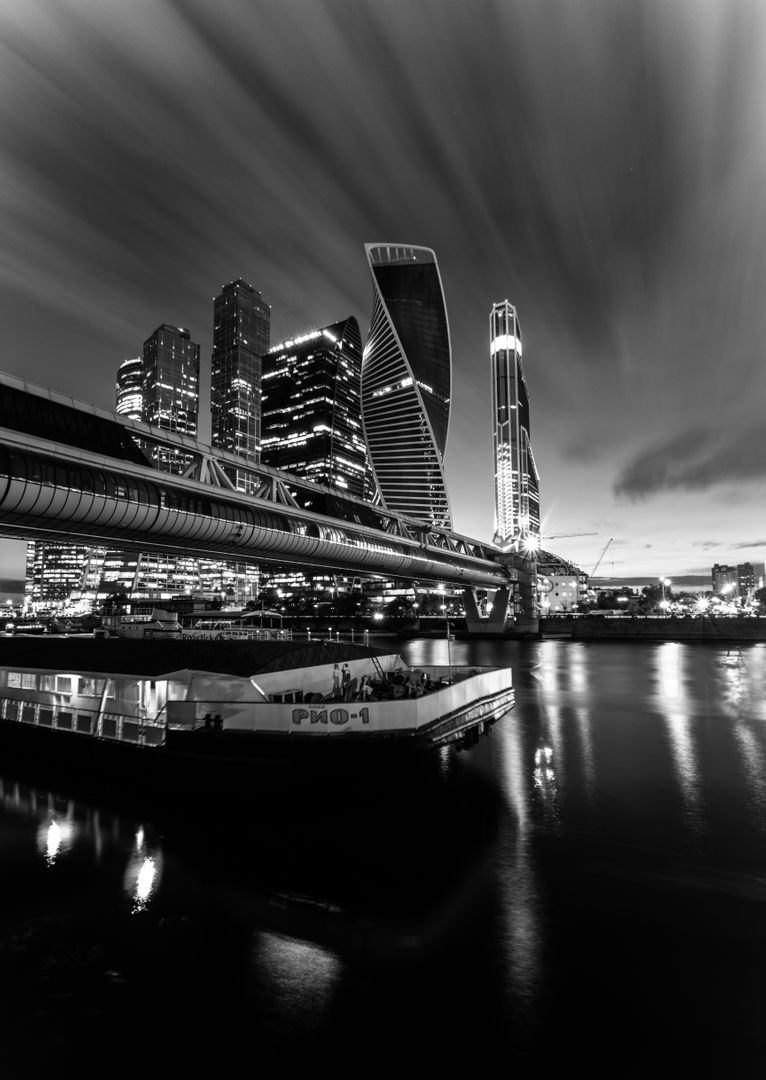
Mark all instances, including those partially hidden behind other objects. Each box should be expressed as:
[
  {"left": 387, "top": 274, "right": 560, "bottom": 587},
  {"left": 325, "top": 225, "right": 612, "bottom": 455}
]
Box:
[
  {"left": 99, "top": 609, "right": 182, "bottom": 640},
  {"left": 0, "top": 638, "right": 515, "bottom": 798}
]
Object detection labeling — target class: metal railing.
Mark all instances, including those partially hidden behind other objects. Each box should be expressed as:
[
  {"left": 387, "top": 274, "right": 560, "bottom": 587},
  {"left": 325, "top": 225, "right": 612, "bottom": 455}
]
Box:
[{"left": 0, "top": 695, "right": 166, "bottom": 747}]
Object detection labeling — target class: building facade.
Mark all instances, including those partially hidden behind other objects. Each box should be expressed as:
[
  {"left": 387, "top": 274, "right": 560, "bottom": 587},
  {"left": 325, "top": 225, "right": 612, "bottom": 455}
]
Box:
[
  {"left": 536, "top": 552, "right": 588, "bottom": 613},
  {"left": 360, "top": 243, "right": 452, "bottom": 527},
  {"left": 211, "top": 279, "right": 270, "bottom": 478},
  {"left": 24, "top": 542, "right": 102, "bottom": 609},
  {"left": 261, "top": 318, "right": 367, "bottom": 498},
  {"left": 712, "top": 563, "right": 739, "bottom": 597},
  {"left": 115, "top": 357, "right": 143, "bottom": 420},
  {"left": 141, "top": 324, "right": 200, "bottom": 474},
  {"left": 712, "top": 561, "right": 766, "bottom": 601},
  {"left": 490, "top": 300, "right": 540, "bottom": 550}
]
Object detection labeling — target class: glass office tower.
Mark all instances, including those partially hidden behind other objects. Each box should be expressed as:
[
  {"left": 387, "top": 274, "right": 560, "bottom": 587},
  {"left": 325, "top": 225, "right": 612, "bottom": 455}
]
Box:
[
  {"left": 211, "top": 278, "right": 270, "bottom": 480},
  {"left": 142, "top": 324, "right": 200, "bottom": 475},
  {"left": 490, "top": 300, "right": 540, "bottom": 550},
  {"left": 261, "top": 317, "right": 367, "bottom": 498},
  {"left": 115, "top": 357, "right": 143, "bottom": 420},
  {"left": 360, "top": 243, "right": 452, "bottom": 528}
]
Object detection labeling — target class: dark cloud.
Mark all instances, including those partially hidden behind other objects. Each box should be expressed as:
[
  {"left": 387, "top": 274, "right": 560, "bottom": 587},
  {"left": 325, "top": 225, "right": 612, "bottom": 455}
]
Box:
[{"left": 615, "top": 423, "right": 766, "bottom": 500}]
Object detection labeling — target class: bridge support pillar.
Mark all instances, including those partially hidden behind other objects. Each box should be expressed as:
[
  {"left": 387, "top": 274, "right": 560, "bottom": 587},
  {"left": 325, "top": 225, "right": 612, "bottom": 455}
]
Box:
[{"left": 461, "top": 553, "right": 539, "bottom": 637}]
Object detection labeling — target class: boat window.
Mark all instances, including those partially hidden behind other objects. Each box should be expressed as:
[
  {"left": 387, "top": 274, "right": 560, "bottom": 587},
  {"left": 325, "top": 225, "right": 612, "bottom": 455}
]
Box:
[
  {"left": 21, "top": 673, "right": 36, "bottom": 690},
  {"left": 7, "top": 672, "right": 21, "bottom": 688},
  {"left": 56, "top": 676, "right": 72, "bottom": 694},
  {"left": 39, "top": 674, "right": 56, "bottom": 692},
  {"left": 270, "top": 689, "right": 302, "bottom": 703},
  {"left": 79, "top": 677, "right": 105, "bottom": 697}
]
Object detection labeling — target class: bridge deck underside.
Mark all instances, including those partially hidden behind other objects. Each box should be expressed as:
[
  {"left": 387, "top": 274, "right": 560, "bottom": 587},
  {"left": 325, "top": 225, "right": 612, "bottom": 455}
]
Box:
[{"left": 0, "top": 439, "right": 512, "bottom": 589}]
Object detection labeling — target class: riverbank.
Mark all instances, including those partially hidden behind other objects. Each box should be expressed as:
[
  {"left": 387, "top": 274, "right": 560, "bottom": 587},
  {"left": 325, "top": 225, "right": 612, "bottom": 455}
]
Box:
[{"left": 540, "top": 614, "right": 766, "bottom": 642}]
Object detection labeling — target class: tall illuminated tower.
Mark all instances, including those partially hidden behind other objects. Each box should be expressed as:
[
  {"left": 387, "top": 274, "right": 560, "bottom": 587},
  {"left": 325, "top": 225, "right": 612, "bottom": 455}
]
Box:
[
  {"left": 115, "top": 357, "right": 143, "bottom": 419},
  {"left": 361, "top": 243, "right": 452, "bottom": 527},
  {"left": 262, "top": 317, "right": 367, "bottom": 497},
  {"left": 490, "top": 300, "right": 540, "bottom": 550},
  {"left": 211, "top": 278, "right": 270, "bottom": 480}
]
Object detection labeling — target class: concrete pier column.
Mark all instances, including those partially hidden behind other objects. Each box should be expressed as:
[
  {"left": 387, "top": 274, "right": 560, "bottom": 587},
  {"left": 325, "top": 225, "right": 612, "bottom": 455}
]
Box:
[
  {"left": 461, "top": 553, "right": 539, "bottom": 637},
  {"left": 463, "top": 586, "right": 512, "bottom": 635}
]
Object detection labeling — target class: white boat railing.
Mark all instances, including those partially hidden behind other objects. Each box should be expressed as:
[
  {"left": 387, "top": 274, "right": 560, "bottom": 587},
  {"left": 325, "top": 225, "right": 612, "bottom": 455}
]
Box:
[
  {"left": 0, "top": 695, "right": 166, "bottom": 747},
  {"left": 181, "top": 626, "right": 293, "bottom": 642}
]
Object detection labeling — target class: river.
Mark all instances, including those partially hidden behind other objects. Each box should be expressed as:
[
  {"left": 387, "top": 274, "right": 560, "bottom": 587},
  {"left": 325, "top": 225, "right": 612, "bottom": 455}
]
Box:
[{"left": 1, "top": 638, "right": 766, "bottom": 1078}]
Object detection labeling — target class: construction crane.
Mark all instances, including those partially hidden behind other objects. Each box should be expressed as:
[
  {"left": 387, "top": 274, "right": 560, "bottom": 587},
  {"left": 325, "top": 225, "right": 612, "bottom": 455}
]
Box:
[{"left": 589, "top": 538, "right": 614, "bottom": 578}]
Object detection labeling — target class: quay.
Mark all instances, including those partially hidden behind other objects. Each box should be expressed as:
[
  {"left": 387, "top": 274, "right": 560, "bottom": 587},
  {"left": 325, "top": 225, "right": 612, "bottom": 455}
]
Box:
[{"left": 538, "top": 614, "right": 766, "bottom": 643}]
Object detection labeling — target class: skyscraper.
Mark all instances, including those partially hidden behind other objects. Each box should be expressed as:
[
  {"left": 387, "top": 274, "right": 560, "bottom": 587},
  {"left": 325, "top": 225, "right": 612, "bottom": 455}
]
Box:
[
  {"left": 142, "top": 324, "right": 200, "bottom": 473},
  {"left": 210, "top": 278, "right": 270, "bottom": 480},
  {"left": 115, "top": 357, "right": 143, "bottom": 420},
  {"left": 490, "top": 300, "right": 540, "bottom": 550},
  {"left": 101, "top": 325, "right": 202, "bottom": 600},
  {"left": 360, "top": 243, "right": 452, "bottom": 527},
  {"left": 261, "top": 317, "right": 367, "bottom": 498}
]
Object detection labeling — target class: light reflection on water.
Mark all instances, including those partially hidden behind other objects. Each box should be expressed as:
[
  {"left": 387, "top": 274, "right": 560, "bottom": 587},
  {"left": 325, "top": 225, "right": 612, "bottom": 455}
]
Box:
[
  {"left": 655, "top": 642, "right": 704, "bottom": 838},
  {"left": 493, "top": 708, "right": 541, "bottom": 1008},
  {"left": 254, "top": 930, "right": 341, "bottom": 1028}
]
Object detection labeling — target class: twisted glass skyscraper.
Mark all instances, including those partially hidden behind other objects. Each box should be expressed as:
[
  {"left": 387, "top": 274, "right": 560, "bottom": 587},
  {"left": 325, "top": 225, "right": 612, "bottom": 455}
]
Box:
[
  {"left": 490, "top": 300, "right": 540, "bottom": 549},
  {"left": 361, "top": 243, "right": 452, "bottom": 527}
]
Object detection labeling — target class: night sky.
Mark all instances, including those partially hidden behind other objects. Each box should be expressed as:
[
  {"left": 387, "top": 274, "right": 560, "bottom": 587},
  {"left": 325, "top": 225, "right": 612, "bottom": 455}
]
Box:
[{"left": 1, "top": 0, "right": 765, "bottom": 585}]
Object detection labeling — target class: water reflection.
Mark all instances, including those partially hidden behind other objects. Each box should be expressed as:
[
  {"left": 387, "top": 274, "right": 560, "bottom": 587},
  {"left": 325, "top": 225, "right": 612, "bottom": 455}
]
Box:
[
  {"left": 655, "top": 643, "right": 704, "bottom": 837},
  {"left": 494, "top": 707, "right": 541, "bottom": 1008},
  {"left": 254, "top": 930, "right": 341, "bottom": 1029},
  {"left": 125, "top": 841, "right": 163, "bottom": 914},
  {"left": 38, "top": 817, "right": 76, "bottom": 867}
]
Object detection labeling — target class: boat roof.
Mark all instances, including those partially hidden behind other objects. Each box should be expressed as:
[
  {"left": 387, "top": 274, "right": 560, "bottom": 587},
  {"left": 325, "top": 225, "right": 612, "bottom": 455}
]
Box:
[{"left": 0, "top": 638, "right": 399, "bottom": 679}]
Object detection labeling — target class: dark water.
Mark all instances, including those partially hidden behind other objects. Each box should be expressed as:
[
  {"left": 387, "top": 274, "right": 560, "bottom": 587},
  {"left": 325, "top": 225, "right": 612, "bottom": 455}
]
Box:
[{"left": 2, "top": 639, "right": 766, "bottom": 1078}]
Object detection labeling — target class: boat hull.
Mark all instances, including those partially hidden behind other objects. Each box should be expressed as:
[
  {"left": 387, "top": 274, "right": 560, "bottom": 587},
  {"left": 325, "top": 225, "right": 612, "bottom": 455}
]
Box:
[{"left": 0, "top": 686, "right": 514, "bottom": 803}]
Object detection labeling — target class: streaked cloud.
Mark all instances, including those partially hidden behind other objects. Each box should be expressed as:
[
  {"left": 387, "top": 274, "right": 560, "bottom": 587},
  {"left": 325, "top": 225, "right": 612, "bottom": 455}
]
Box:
[{"left": 0, "top": 0, "right": 764, "bottom": 575}]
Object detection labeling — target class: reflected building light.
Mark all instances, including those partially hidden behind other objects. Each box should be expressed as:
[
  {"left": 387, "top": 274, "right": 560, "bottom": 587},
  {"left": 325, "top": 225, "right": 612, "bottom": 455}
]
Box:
[
  {"left": 656, "top": 644, "right": 703, "bottom": 836},
  {"left": 494, "top": 708, "right": 541, "bottom": 1005},
  {"left": 535, "top": 641, "right": 561, "bottom": 702},
  {"left": 658, "top": 642, "right": 683, "bottom": 703},
  {"left": 569, "top": 647, "right": 588, "bottom": 695},
  {"left": 45, "top": 820, "right": 61, "bottom": 865},
  {"left": 574, "top": 705, "right": 596, "bottom": 804},
  {"left": 732, "top": 723, "right": 766, "bottom": 826},
  {"left": 125, "top": 850, "right": 163, "bottom": 913},
  {"left": 135, "top": 858, "right": 156, "bottom": 908},
  {"left": 37, "top": 817, "right": 76, "bottom": 867},
  {"left": 533, "top": 737, "right": 559, "bottom": 816},
  {"left": 255, "top": 931, "right": 341, "bottom": 1022}
]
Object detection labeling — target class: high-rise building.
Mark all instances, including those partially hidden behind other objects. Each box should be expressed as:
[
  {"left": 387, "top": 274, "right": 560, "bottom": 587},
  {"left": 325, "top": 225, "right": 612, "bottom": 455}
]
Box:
[
  {"left": 260, "top": 317, "right": 369, "bottom": 599},
  {"left": 261, "top": 318, "right": 367, "bottom": 497},
  {"left": 360, "top": 243, "right": 452, "bottom": 527},
  {"left": 712, "top": 563, "right": 739, "bottom": 596},
  {"left": 490, "top": 300, "right": 540, "bottom": 550},
  {"left": 24, "top": 542, "right": 102, "bottom": 608},
  {"left": 142, "top": 324, "right": 200, "bottom": 474},
  {"left": 115, "top": 357, "right": 144, "bottom": 420},
  {"left": 211, "top": 279, "right": 270, "bottom": 476},
  {"left": 85, "top": 326, "right": 201, "bottom": 602}
]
